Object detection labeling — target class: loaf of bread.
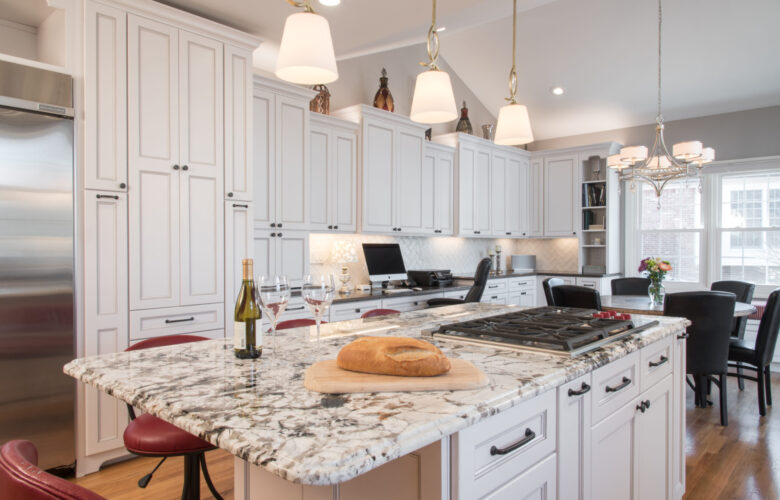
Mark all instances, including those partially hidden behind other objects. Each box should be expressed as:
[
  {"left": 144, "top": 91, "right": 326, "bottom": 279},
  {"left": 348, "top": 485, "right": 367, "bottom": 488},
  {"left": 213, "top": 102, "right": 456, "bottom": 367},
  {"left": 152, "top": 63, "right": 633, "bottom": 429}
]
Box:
[{"left": 336, "top": 336, "right": 451, "bottom": 377}]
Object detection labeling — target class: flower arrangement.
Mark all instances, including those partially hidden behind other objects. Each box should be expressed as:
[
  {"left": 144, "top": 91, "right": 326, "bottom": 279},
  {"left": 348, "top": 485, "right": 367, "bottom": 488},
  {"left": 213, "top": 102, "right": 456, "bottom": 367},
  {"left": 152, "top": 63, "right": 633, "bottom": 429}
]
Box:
[{"left": 639, "top": 257, "right": 672, "bottom": 305}]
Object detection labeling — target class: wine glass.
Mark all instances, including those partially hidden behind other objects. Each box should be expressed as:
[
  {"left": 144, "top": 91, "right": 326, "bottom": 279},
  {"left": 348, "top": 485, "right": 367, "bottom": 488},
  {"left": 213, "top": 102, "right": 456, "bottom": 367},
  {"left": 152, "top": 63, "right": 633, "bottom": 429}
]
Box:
[
  {"left": 258, "top": 275, "right": 290, "bottom": 370},
  {"left": 302, "top": 274, "right": 335, "bottom": 355}
]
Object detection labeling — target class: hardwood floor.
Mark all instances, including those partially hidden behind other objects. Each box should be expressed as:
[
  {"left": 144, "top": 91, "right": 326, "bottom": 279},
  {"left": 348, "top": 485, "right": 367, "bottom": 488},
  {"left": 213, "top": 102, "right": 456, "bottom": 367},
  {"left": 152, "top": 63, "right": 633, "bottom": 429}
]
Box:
[{"left": 69, "top": 374, "right": 780, "bottom": 499}]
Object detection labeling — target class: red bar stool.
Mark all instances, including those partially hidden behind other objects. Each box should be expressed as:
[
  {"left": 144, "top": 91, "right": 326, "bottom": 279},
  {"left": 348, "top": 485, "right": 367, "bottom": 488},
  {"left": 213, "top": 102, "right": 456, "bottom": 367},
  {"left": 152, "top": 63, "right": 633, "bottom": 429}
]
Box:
[
  {"left": 123, "top": 335, "right": 222, "bottom": 500},
  {"left": 274, "top": 318, "right": 327, "bottom": 331},
  {"left": 360, "top": 308, "right": 400, "bottom": 318},
  {"left": 0, "top": 440, "right": 104, "bottom": 499}
]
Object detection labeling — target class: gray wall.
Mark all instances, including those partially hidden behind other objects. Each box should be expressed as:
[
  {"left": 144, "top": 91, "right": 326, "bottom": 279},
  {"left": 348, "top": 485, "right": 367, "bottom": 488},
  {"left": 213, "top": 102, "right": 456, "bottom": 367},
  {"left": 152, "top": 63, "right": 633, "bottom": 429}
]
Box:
[
  {"left": 529, "top": 105, "right": 780, "bottom": 161},
  {"left": 326, "top": 43, "right": 496, "bottom": 137}
]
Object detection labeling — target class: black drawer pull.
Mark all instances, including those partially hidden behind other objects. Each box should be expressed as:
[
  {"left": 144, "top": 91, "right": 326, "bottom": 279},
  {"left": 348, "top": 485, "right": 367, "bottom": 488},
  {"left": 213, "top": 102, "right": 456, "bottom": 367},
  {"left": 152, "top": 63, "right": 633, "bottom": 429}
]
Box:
[
  {"left": 605, "top": 376, "right": 631, "bottom": 393},
  {"left": 287, "top": 306, "right": 305, "bottom": 311},
  {"left": 649, "top": 355, "right": 668, "bottom": 368},
  {"left": 677, "top": 333, "right": 689, "bottom": 340},
  {"left": 488, "top": 285, "right": 498, "bottom": 288},
  {"left": 96, "top": 194, "right": 119, "bottom": 200},
  {"left": 355, "top": 309, "right": 361, "bottom": 313},
  {"left": 165, "top": 316, "right": 194, "bottom": 324},
  {"left": 233, "top": 203, "right": 248, "bottom": 208},
  {"left": 568, "top": 382, "right": 591, "bottom": 397},
  {"left": 490, "top": 428, "right": 535, "bottom": 456}
]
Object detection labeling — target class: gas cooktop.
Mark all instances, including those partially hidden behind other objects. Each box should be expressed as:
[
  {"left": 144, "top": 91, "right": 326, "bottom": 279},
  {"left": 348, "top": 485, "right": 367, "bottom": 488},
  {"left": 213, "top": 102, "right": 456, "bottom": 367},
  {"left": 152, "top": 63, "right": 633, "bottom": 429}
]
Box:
[{"left": 429, "top": 306, "right": 659, "bottom": 357}]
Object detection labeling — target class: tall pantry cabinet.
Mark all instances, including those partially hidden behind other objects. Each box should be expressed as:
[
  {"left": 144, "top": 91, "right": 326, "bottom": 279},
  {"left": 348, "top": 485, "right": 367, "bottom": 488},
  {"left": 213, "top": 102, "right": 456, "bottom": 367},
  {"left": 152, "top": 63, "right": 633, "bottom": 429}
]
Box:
[{"left": 79, "top": 0, "right": 258, "bottom": 476}]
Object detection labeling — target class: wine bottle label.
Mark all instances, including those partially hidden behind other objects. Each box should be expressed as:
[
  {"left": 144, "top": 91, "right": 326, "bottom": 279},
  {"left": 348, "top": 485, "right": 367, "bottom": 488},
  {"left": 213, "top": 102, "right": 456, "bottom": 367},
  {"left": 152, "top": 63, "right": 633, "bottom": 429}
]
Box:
[{"left": 233, "top": 321, "right": 246, "bottom": 349}]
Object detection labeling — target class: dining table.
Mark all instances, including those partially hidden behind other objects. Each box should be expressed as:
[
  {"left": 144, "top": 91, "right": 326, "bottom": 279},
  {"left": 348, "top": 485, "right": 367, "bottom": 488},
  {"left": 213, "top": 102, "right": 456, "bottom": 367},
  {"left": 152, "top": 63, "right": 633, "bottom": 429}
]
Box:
[{"left": 601, "top": 294, "right": 757, "bottom": 317}]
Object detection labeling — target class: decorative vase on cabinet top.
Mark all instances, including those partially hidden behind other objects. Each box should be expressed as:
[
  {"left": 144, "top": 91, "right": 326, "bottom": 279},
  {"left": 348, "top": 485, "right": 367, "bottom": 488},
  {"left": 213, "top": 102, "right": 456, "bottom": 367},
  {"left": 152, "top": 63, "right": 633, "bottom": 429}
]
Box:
[
  {"left": 456, "top": 101, "right": 473, "bottom": 135},
  {"left": 373, "top": 68, "right": 394, "bottom": 112}
]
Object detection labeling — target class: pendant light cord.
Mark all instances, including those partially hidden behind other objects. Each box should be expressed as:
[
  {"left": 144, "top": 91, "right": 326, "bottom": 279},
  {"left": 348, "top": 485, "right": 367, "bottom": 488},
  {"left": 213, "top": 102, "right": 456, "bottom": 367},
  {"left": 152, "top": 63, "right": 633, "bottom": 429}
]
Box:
[
  {"left": 657, "top": 0, "right": 662, "bottom": 122},
  {"left": 422, "top": 0, "right": 441, "bottom": 70},
  {"left": 505, "top": 0, "right": 519, "bottom": 103}
]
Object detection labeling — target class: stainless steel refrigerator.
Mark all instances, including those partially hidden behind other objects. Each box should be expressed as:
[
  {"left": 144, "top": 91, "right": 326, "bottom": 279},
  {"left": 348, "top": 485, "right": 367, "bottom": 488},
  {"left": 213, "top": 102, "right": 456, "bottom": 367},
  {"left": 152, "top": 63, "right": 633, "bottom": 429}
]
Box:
[{"left": 0, "top": 59, "right": 75, "bottom": 470}]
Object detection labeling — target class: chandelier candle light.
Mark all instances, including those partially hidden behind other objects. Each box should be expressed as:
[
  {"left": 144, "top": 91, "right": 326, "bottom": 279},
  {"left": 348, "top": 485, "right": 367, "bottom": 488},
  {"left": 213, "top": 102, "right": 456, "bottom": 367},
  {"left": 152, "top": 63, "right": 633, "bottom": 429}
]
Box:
[
  {"left": 494, "top": 0, "right": 533, "bottom": 146},
  {"left": 607, "top": 0, "right": 714, "bottom": 201},
  {"left": 410, "top": 0, "right": 457, "bottom": 124},
  {"left": 276, "top": 0, "right": 338, "bottom": 85}
]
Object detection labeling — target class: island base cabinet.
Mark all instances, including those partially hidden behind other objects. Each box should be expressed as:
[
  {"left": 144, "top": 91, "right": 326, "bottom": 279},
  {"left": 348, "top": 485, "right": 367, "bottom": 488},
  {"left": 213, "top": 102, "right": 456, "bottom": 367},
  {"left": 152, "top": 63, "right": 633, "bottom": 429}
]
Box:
[
  {"left": 235, "top": 440, "right": 442, "bottom": 500},
  {"left": 480, "top": 453, "right": 556, "bottom": 500}
]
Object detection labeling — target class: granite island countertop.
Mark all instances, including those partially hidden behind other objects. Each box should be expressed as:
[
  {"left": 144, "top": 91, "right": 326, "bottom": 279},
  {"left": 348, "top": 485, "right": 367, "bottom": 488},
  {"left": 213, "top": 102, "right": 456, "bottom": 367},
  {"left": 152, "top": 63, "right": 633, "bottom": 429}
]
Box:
[{"left": 64, "top": 303, "right": 687, "bottom": 486}]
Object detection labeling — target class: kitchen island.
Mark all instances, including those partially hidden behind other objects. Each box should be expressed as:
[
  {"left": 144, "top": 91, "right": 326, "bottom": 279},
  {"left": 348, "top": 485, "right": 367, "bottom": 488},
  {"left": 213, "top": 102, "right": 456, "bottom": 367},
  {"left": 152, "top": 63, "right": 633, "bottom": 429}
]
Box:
[{"left": 64, "top": 304, "right": 688, "bottom": 499}]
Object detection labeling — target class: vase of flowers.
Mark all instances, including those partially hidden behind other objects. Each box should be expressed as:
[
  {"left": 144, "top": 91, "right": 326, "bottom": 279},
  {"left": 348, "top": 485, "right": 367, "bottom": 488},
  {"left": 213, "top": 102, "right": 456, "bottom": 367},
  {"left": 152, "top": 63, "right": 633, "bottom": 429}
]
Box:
[{"left": 638, "top": 257, "right": 672, "bottom": 306}]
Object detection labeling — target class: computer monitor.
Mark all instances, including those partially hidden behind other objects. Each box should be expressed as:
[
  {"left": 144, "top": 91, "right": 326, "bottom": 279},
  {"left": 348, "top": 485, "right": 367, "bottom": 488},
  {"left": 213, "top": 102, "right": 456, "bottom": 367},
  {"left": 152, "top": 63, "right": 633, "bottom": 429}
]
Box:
[{"left": 362, "top": 243, "right": 407, "bottom": 283}]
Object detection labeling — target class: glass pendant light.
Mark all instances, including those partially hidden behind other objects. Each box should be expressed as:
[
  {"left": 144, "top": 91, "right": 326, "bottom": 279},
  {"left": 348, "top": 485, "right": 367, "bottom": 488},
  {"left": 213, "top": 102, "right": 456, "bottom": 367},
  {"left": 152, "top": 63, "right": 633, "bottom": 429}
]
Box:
[
  {"left": 494, "top": 0, "right": 533, "bottom": 146},
  {"left": 276, "top": 0, "right": 338, "bottom": 85},
  {"left": 410, "top": 0, "right": 457, "bottom": 124}
]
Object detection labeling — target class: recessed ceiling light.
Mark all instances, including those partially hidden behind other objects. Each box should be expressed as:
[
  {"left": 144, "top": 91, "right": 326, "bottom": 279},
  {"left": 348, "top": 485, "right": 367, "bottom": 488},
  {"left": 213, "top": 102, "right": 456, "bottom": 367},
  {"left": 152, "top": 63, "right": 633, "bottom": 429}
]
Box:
[
  {"left": 550, "top": 86, "right": 565, "bottom": 96},
  {"left": 319, "top": 0, "right": 340, "bottom": 6}
]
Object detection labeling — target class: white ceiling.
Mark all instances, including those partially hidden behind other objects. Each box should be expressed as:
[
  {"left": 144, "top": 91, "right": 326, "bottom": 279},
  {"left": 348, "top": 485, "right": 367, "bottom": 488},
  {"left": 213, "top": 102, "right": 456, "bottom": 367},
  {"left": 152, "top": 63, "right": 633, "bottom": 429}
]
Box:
[{"left": 136, "top": 0, "right": 780, "bottom": 139}]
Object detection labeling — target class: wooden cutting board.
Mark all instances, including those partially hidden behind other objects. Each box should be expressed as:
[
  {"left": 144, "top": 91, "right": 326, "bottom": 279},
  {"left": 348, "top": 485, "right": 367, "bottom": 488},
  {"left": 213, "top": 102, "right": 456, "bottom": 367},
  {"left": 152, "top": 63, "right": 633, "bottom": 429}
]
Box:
[{"left": 304, "top": 359, "right": 489, "bottom": 394}]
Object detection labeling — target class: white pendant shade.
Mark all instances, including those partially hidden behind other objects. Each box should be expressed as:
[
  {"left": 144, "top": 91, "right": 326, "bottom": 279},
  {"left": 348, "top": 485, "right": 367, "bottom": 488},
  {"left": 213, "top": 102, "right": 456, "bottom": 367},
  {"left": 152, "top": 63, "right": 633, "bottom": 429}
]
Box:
[
  {"left": 410, "top": 69, "right": 457, "bottom": 124},
  {"left": 494, "top": 103, "right": 533, "bottom": 146},
  {"left": 672, "top": 140, "right": 703, "bottom": 160},
  {"left": 620, "top": 145, "right": 649, "bottom": 163},
  {"left": 275, "top": 12, "right": 338, "bottom": 85},
  {"left": 700, "top": 147, "right": 715, "bottom": 163},
  {"left": 607, "top": 154, "right": 627, "bottom": 170}
]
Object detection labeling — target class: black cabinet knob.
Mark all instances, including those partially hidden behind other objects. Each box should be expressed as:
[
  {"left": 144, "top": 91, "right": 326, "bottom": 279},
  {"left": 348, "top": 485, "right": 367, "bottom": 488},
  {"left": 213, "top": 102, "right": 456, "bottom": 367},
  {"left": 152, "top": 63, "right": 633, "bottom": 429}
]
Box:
[
  {"left": 270, "top": 232, "right": 276, "bottom": 237},
  {"left": 278, "top": 232, "right": 283, "bottom": 237},
  {"left": 227, "top": 192, "right": 234, "bottom": 197},
  {"left": 270, "top": 223, "right": 276, "bottom": 228},
  {"left": 506, "top": 232, "right": 511, "bottom": 235},
  {"left": 328, "top": 225, "right": 333, "bottom": 229},
  {"left": 182, "top": 165, "right": 189, "bottom": 171},
  {"left": 334, "top": 225, "right": 338, "bottom": 229},
  {"left": 119, "top": 182, "right": 126, "bottom": 189},
  {"left": 173, "top": 164, "right": 180, "bottom": 170},
  {"left": 278, "top": 223, "right": 283, "bottom": 228},
  {"left": 522, "top": 232, "right": 526, "bottom": 236}
]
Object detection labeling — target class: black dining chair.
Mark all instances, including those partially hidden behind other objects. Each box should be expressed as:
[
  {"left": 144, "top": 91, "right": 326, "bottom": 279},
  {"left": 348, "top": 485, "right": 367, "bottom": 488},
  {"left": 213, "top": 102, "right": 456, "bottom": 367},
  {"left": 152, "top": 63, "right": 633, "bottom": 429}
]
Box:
[
  {"left": 428, "top": 258, "right": 492, "bottom": 307},
  {"left": 728, "top": 288, "right": 780, "bottom": 417},
  {"left": 611, "top": 277, "right": 652, "bottom": 296},
  {"left": 711, "top": 280, "right": 755, "bottom": 390},
  {"left": 542, "top": 277, "right": 565, "bottom": 306},
  {"left": 551, "top": 285, "right": 602, "bottom": 310},
  {"left": 664, "top": 291, "right": 736, "bottom": 426}
]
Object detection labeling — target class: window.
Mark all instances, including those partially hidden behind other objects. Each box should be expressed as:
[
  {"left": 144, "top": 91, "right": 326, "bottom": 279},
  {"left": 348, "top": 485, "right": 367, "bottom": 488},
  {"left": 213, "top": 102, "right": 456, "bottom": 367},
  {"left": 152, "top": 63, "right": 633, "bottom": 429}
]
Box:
[
  {"left": 636, "top": 180, "right": 703, "bottom": 282},
  {"left": 718, "top": 172, "right": 780, "bottom": 286}
]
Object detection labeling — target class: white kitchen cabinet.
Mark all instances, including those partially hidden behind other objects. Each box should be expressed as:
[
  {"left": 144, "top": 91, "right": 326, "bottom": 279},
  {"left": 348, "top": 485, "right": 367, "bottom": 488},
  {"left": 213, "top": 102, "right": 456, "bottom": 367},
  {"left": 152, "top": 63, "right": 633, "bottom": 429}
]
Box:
[
  {"left": 504, "top": 154, "right": 529, "bottom": 238},
  {"left": 475, "top": 148, "right": 491, "bottom": 235},
  {"left": 543, "top": 154, "right": 579, "bottom": 237},
  {"left": 482, "top": 453, "right": 557, "bottom": 500},
  {"left": 636, "top": 375, "right": 674, "bottom": 500},
  {"left": 253, "top": 229, "right": 310, "bottom": 287},
  {"left": 84, "top": 1, "right": 127, "bottom": 192},
  {"left": 507, "top": 276, "right": 536, "bottom": 306},
  {"left": 309, "top": 114, "right": 358, "bottom": 233},
  {"left": 423, "top": 142, "right": 455, "bottom": 236},
  {"left": 528, "top": 158, "right": 544, "bottom": 237},
  {"left": 590, "top": 389, "right": 638, "bottom": 500},
  {"left": 458, "top": 142, "right": 476, "bottom": 235},
  {"left": 83, "top": 191, "right": 128, "bottom": 456},
  {"left": 225, "top": 201, "right": 254, "bottom": 332},
  {"left": 381, "top": 293, "right": 443, "bottom": 312},
  {"left": 557, "top": 373, "right": 592, "bottom": 500},
  {"left": 490, "top": 151, "right": 507, "bottom": 236},
  {"left": 252, "top": 76, "right": 316, "bottom": 231},
  {"left": 672, "top": 333, "right": 686, "bottom": 499},
  {"left": 224, "top": 45, "right": 253, "bottom": 201},
  {"left": 330, "top": 299, "right": 383, "bottom": 322}
]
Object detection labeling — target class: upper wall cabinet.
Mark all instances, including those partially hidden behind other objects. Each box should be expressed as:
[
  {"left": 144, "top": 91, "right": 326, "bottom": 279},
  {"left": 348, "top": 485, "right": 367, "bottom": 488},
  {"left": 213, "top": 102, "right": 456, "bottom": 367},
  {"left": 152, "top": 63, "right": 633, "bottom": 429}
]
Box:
[
  {"left": 84, "top": 1, "right": 127, "bottom": 192},
  {"left": 543, "top": 154, "right": 579, "bottom": 237},
  {"left": 224, "top": 46, "right": 253, "bottom": 201},
  {"left": 252, "top": 76, "right": 316, "bottom": 231},
  {"left": 333, "top": 105, "right": 429, "bottom": 235},
  {"left": 528, "top": 158, "right": 544, "bottom": 237},
  {"left": 127, "top": 14, "right": 223, "bottom": 309},
  {"left": 422, "top": 142, "right": 455, "bottom": 236},
  {"left": 309, "top": 114, "right": 358, "bottom": 233}
]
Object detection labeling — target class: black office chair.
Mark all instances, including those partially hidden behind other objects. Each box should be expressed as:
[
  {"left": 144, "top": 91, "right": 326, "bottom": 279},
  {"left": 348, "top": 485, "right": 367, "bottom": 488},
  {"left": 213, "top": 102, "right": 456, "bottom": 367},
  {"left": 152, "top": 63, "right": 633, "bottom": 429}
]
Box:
[
  {"left": 664, "top": 291, "right": 736, "bottom": 426},
  {"left": 428, "top": 258, "right": 492, "bottom": 307},
  {"left": 611, "top": 277, "right": 652, "bottom": 296},
  {"left": 550, "top": 285, "right": 601, "bottom": 310},
  {"left": 542, "top": 277, "right": 564, "bottom": 306},
  {"left": 711, "top": 280, "right": 755, "bottom": 390},
  {"left": 728, "top": 288, "right": 780, "bottom": 417}
]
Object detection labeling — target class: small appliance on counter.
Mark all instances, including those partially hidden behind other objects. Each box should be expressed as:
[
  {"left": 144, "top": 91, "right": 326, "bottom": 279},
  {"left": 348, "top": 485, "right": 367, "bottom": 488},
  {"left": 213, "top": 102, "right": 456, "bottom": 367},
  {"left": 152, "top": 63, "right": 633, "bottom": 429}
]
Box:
[
  {"left": 510, "top": 255, "right": 536, "bottom": 274},
  {"left": 408, "top": 270, "right": 453, "bottom": 287}
]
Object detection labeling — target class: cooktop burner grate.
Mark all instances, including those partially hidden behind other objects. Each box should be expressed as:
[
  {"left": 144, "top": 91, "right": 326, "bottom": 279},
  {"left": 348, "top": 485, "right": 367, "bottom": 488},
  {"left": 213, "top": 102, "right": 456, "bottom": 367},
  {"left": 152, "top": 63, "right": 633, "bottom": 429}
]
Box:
[{"left": 431, "top": 306, "right": 658, "bottom": 357}]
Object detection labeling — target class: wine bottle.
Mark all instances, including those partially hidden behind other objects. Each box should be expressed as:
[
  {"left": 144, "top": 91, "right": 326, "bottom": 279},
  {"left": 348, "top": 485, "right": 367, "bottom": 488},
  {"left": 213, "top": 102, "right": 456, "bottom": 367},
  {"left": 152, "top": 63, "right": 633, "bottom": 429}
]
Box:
[{"left": 234, "top": 259, "right": 261, "bottom": 359}]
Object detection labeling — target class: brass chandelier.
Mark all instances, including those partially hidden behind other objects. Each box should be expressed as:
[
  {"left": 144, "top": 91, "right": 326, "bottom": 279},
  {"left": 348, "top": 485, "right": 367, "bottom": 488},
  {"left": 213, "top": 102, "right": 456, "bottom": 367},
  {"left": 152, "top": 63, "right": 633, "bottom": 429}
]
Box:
[{"left": 607, "top": 0, "right": 714, "bottom": 198}]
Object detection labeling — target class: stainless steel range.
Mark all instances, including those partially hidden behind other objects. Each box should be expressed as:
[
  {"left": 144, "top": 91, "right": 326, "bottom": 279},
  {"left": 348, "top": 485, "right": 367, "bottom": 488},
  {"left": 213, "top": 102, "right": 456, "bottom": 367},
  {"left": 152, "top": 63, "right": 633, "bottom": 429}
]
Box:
[{"left": 429, "top": 307, "right": 659, "bottom": 357}]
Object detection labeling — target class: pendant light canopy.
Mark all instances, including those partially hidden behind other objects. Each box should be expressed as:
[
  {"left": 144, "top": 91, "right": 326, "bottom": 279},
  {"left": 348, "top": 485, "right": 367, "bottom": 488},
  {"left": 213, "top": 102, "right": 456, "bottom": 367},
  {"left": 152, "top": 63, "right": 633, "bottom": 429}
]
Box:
[
  {"left": 494, "top": 0, "right": 533, "bottom": 146},
  {"left": 410, "top": 0, "right": 457, "bottom": 124},
  {"left": 276, "top": 0, "right": 338, "bottom": 85}
]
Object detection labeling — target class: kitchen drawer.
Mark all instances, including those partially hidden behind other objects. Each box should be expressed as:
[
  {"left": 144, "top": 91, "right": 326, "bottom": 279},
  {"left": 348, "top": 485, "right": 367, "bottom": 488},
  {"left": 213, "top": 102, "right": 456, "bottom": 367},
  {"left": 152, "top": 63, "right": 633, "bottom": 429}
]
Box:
[
  {"left": 507, "top": 277, "right": 535, "bottom": 291},
  {"left": 591, "top": 350, "right": 640, "bottom": 425},
  {"left": 485, "top": 279, "right": 508, "bottom": 294},
  {"left": 640, "top": 335, "right": 673, "bottom": 392},
  {"left": 453, "top": 389, "right": 556, "bottom": 498},
  {"left": 480, "top": 452, "right": 557, "bottom": 500},
  {"left": 507, "top": 290, "right": 535, "bottom": 307},
  {"left": 282, "top": 296, "right": 310, "bottom": 321},
  {"left": 575, "top": 277, "right": 601, "bottom": 291},
  {"left": 444, "top": 289, "right": 468, "bottom": 301},
  {"left": 382, "top": 293, "right": 442, "bottom": 312},
  {"left": 129, "top": 328, "right": 224, "bottom": 347},
  {"left": 330, "top": 299, "right": 382, "bottom": 322},
  {"left": 130, "top": 304, "right": 224, "bottom": 340},
  {"left": 482, "top": 293, "right": 508, "bottom": 305}
]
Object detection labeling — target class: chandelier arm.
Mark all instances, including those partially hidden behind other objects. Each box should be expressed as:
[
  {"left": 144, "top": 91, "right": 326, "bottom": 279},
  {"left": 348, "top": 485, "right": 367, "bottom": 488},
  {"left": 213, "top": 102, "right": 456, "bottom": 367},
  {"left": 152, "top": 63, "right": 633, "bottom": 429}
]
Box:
[
  {"left": 657, "top": 126, "right": 687, "bottom": 169},
  {"left": 285, "top": 0, "right": 314, "bottom": 13}
]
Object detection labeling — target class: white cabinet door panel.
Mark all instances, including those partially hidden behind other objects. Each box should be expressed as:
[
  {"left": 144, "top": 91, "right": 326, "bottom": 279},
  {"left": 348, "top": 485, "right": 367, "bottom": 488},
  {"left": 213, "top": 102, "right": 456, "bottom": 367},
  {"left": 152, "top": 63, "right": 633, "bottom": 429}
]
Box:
[
  {"left": 475, "top": 149, "right": 491, "bottom": 233},
  {"left": 225, "top": 202, "right": 253, "bottom": 332},
  {"left": 309, "top": 126, "right": 330, "bottom": 229},
  {"left": 278, "top": 232, "right": 309, "bottom": 287},
  {"left": 83, "top": 191, "right": 128, "bottom": 455},
  {"left": 590, "top": 399, "right": 638, "bottom": 500},
  {"left": 543, "top": 155, "right": 577, "bottom": 237},
  {"left": 84, "top": 1, "right": 127, "bottom": 192},
  {"left": 481, "top": 453, "right": 557, "bottom": 500},
  {"left": 506, "top": 155, "right": 528, "bottom": 237},
  {"left": 332, "top": 131, "right": 357, "bottom": 232},
  {"left": 180, "top": 172, "right": 223, "bottom": 305},
  {"left": 637, "top": 375, "right": 674, "bottom": 500},
  {"left": 253, "top": 230, "right": 275, "bottom": 281},
  {"left": 396, "top": 129, "right": 425, "bottom": 233},
  {"left": 434, "top": 151, "right": 453, "bottom": 235},
  {"left": 459, "top": 145, "right": 476, "bottom": 235},
  {"left": 275, "top": 95, "right": 308, "bottom": 229},
  {"left": 557, "top": 373, "right": 592, "bottom": 500},
  {"left": 363, "top": 121, "right": 395, "bottom": 232},
  {"left": 224, "top": 45, "right": 252, "bottom": 201},
  {"left": 490, "top": 152, "right": 506, "bottom": 236},
  {"left": 252, "top": 89, "right": 275, "bottom": 227},
  {"left": 421, "top": 151, "right": 436, "bottom": 234},
  {"left": 528, "top": 159, "right": 544, "bottom": 237}
]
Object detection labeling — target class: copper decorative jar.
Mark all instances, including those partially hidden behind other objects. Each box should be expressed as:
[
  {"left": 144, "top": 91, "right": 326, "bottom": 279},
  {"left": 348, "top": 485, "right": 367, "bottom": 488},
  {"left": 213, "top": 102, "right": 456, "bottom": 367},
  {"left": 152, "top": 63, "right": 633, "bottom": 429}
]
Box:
[
  {"left": 310, "top": 84, "right": 331, "bottom": 115},
  {"left": 373, "top": 68, "right": 394, "bottom": 112}
]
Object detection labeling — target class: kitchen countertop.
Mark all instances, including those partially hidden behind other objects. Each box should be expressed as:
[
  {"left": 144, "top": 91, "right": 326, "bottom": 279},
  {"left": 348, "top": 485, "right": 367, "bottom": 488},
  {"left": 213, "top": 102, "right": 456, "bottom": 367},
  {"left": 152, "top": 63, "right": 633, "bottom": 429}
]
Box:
[
  {"left": 454, "top": 270, "right": 623, "bottom": 280},
  {"left": 63, "top": 303, "right": 687, "bottom": 486},
  {"left": 326, "top": 280, "right": 474, "bottom": 304}
]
